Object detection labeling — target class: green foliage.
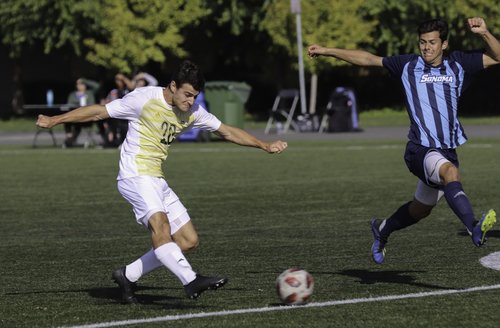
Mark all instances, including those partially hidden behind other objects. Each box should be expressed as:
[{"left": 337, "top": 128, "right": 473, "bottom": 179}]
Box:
[
  {"left": 84, "top": 0, "right": 210, "bottom": 73},
  {"left": 0, "top": 0, "right": 211, "bottom": 72},
  {"left": 260, "top": 0, "right": 376, "bottom": 73},
  {"left": 0, "top": 0, "right": 101, "bottom": 57},
  {"left": 361, "top": 0, "right": 500, "bottom": 55},
  {"left": 0, "top": 0, "right": 498, "bottom": 80}
]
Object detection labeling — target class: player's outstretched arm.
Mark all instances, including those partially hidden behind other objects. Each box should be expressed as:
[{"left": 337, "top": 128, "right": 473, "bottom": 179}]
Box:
[
  {"left": 307, "top": 44, "right": 384, "bottom": 67},
  {"left": 468, "top": 17, "right": 500, "bottom": 68},
  {"left": 36, "top": 104, "right": 110, "bottom": 129},
  {"left": 214, "top": 123, "right": 288, "bottom": 154}
]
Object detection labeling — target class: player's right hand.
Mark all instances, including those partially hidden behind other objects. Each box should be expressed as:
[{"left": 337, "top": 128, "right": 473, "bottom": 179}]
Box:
[
  {"left": 36, "top": 114, "right": 53, "bottom": 129},
  {"left": 267, "top": 140, "right": 288, "bottom": 154}
]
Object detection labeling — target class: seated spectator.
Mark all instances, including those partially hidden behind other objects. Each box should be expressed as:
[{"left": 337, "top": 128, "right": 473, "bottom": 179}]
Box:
[{"left": 64, "top": 78, "right": 98, "bottom": 147}]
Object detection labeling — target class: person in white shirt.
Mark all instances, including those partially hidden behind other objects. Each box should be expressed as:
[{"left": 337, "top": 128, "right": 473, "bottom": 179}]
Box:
[{"left": 36, "top": 60, "right": 288, "bottom": 303}]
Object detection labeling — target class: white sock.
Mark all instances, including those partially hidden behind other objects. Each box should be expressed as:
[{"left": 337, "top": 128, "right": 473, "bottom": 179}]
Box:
[
  {"left": 125, "top": 249, "right": 163, "bottom": 283},
  {"left": 154, "top": 242, "right": 197, "bottom": 285}
]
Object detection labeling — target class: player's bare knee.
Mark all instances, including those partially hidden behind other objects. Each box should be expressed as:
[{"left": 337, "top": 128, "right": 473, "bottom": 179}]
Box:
[
  {"left": 176, "top": 235, "right": 199, "bottom": 252},
  {"left": 440, "top": 163, "right": 460, "bottom": 184}
]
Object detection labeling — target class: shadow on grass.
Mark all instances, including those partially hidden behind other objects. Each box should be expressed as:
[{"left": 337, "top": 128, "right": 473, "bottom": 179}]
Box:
[
  {"left": 88, "top": 285, "right": 189, "bottom": 307},
  {"left": 335, "top": 269, "right": 452, "bottom": 290},
  {"left": 457, "top": 228, "right": 500, "bottom": 239},
  {"left": 5, "top": 285, "right": 215, "bottom": 309}
]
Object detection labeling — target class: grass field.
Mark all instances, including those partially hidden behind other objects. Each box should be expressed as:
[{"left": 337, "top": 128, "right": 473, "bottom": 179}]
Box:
[
  {"left": 1, "top": 137, "right": 500, "bottom": 327},
  {"left": 3, "top": 110, "right": 500, "bottom": 132}
]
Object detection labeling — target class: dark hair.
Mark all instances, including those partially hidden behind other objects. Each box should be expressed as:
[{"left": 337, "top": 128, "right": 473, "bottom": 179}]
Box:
[
  {"left": 417, "top": 19, "right": 449, "bottom": 41},
  {"left": 172, "top": 60, "right": 205, "bottom": 91}
]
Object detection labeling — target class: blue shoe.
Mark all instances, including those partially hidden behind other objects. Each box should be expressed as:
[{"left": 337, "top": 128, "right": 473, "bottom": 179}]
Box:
[
  {"left": 370, "top": 218, "right": 387, "bottom": 264},
  {"left": 472, "top": 209, "right": 496, "bottom": 247}
]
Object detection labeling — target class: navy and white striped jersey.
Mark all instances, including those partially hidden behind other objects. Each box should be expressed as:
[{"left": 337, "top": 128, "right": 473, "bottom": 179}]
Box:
[{"left": 383, "top": 51, "right": 483, "bottom": 149}]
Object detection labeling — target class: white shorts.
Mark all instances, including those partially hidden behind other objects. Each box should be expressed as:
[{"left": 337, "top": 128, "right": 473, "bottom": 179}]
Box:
[
  {"left": 414, "top": 150, "right": 449, "bottom": 206},
  {"left": 117, "top": 176, "right": 190, "bottom": 234}
]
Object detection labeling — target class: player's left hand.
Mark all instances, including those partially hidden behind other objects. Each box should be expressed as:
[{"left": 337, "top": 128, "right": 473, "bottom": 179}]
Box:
[
  {"left": 468, "top": 17, "right": 487, "bottom": 35},
  {"left": 267, "top": 140, "right": 288, "bottom": 154},
  {"left": 307, "top": 44, "right": 325, "bottom": 58}
]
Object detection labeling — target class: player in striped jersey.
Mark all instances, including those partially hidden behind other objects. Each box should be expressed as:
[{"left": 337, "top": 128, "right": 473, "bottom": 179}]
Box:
[
  {"left": 308, "top": 17, "right": 500, "bottom": 264},
  {"left": 36, "top": 61, "right": 288, "bottom": 302}
]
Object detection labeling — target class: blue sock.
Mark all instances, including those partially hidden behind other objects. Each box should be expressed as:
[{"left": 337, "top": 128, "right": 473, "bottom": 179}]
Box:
[
  {"left": 443, "top": 181, "right": 475, "bottom": 232},
  {"left": 379, "top": 202, "right": 419, "bottom": 238}
]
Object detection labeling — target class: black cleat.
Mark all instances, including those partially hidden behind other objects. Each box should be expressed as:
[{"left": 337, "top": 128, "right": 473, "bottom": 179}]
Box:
[
  {"left": 184, "top": 274, "right": 228, "bottom": 299},
  {"left": 112, "top": 267, "right": 138, "bottom": 304}
]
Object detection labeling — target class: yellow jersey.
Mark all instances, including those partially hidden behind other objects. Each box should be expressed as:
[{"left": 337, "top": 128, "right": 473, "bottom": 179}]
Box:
[{"left": 105, "top": 87, "right": 221, "bottom": 179}]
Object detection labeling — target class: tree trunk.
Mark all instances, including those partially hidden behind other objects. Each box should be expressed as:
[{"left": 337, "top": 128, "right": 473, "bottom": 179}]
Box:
[{"left": 11, "top": 58, "right": 24, "bottom": 115}]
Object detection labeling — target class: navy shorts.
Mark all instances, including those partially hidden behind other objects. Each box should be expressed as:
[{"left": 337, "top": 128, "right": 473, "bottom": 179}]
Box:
[{"left": 403, "top": 141, "right": 459, "bottom": 187}]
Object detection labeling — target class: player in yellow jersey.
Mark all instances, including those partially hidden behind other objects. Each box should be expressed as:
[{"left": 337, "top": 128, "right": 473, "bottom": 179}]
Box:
[{"left": 36, "top": 61, "right": 288, "bottom": 303}]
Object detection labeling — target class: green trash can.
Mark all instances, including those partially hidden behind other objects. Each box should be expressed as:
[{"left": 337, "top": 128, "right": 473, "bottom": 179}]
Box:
[{"left": 204, "top": 81, "right": 251, "bottom": 129}]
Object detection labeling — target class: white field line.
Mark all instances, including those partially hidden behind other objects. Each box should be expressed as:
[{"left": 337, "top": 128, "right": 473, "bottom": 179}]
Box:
[{"left": 59, "top": 284, "right": 500, "bottom": 328}]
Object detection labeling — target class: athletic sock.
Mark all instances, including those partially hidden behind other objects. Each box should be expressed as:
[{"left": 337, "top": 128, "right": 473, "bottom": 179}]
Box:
[
  {"left": 379, "top": 202, "right": 419, "bottom": 238},
  {"left": 125, "top": 249, "right": 163, "bottom": 283},
  {"left": 154, "top": 242, "right": 197, "bottom": 285},
  {"left": 444, "top": 181, "right": 475, "bottom": 232}
]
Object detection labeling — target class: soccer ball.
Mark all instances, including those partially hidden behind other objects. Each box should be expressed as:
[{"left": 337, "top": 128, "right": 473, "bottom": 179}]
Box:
[{"left": 276, "top": 268, "right": 314, "bottom": 305}]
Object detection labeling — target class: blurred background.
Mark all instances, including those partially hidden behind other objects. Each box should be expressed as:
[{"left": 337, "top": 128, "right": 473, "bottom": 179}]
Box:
[{"left": 1, "top": 0, "right": 499, "bottom": 122}]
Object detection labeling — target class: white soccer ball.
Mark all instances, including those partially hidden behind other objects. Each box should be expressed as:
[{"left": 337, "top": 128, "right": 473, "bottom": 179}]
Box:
[{"left": 276, "top": 268, "right": 314, "bottom": 305}]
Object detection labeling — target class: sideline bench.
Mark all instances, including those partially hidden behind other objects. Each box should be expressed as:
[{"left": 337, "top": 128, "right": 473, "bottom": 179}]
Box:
[{"left": 22, "top": 104, "right": 97, "bottom": 148}]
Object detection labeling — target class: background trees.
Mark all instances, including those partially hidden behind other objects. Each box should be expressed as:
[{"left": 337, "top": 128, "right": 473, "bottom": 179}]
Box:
[{"left": 0, "top": 0, "right": 498, "bottom": 119}]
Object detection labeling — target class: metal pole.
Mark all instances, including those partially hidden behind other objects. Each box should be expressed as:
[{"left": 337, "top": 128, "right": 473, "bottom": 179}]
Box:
[
  {"left": 291, "top": 0, "right": 307, "bottom": 115},
  {"left": 309, "top": 73, "right": 317, "bottom": 114}
]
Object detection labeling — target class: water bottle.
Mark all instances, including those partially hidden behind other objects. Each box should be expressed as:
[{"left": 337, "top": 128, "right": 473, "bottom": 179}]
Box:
[
  {"left": 276, "top": 122, "right": 283, "bottom": 134},
  {"left": 46, "top": 89, "right": 54, "bottom": 106}
]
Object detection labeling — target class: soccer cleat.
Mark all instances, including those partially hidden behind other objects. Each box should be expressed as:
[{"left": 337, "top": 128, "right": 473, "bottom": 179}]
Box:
[
  {"left": 184, "top": 274, "right": 228, "bottom": 299},
  {"left": 370, "top": 218, "right": 387, "bottom": 264},
  {"left": 112, "top": 267, "right": 138, "bottom": 304},
  {"left": 472, "top": 209, "right": 497, "bottom": 247}
]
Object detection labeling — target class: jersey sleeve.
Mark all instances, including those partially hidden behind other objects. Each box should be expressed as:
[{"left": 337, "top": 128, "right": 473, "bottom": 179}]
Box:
[
  {"left": 383, "top": 54, "right": 417, "bottom": 77},
  {"left": 191, "top": 104, "right": 222, "bottom": 131},
  {"left": 105, "top": 88, "right": 145, "bottom": 121},
  {"left": 449, "top": 50, "right": 484, "bottom": 74}
]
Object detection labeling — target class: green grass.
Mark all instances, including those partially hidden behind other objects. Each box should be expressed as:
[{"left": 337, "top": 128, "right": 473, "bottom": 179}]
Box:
[
  {"left": 1, "top": 138, "right": 500, "bottom": 327},
  {"left": 0, "top": 117, "right": 64, "bottom": 132},
  {"left": 4, "top": 109, "right": 500, "bottom": 132},
  {"left": 359, "top": 108, "right": 500, "bottom": 127}
]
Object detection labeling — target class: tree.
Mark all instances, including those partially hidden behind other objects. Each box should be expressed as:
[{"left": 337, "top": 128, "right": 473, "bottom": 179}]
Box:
[
  {"left": 0, "top": 0, "right": 102, "bottom": 114},
  {"left": 83, "top": 0, "right": 210, "bottom": 74},
  {"left": 0, "top": 0, "right": 101, "bottom": 58},
  {"left": 361, "top": 0, "right": 500, "bottom": 55},
  {"left": 0, "top": 0, "right": 210, "bottom": 114},
  {"left": 260, "top": 0, "right": 376, "bottom": 74},
  {"left": 259, "top": 0, "right": 376, "bottom": 113}
]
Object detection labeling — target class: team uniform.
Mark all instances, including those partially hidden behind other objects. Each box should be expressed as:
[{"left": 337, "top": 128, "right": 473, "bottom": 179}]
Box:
[
  {"left": 105, "top": 86, "right": 221, "bottom": 231},
  {"left": 382, "top": 50, "right": 483, "bottom": 205}
]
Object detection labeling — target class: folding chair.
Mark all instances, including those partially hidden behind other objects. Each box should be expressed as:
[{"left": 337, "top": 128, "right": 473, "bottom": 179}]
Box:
[
  {"left": 79, "top": 123, "right": 97, "bottom": 148},
  {"left": 264, "top": 89, "right": 300, "bottom": 134},
  {"left": 59, "top": 104, "right": 96, "bottom": 148}
]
